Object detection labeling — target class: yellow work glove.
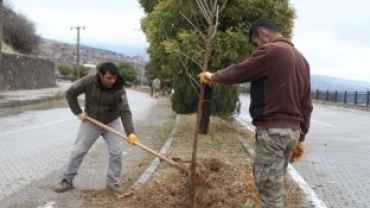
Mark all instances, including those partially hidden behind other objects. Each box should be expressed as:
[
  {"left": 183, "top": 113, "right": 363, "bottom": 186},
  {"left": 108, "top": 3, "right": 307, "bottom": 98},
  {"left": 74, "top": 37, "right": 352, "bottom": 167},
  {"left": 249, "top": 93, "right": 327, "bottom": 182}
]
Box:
[
  {"left": 290, "top": 142, "right": 304, "bottom": 163},
  {"left": 78, "top": 112, "right": 88, "bottom": 121},
  {"left": 127, "top": 133, "right": 138, "bottom": 145},
  {"left": 198, "top": 71, "right": 213, "bottom": 85}
]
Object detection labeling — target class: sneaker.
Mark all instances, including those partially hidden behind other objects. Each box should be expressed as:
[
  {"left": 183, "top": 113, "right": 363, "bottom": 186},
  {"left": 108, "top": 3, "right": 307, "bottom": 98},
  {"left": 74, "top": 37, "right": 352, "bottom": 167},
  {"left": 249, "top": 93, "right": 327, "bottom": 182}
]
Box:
[
  {"left": 107, "top": 183, "right": 123, "bottom": 193},
  {"left": 54, "top": 178, "right": 74, "bottom": 193}
]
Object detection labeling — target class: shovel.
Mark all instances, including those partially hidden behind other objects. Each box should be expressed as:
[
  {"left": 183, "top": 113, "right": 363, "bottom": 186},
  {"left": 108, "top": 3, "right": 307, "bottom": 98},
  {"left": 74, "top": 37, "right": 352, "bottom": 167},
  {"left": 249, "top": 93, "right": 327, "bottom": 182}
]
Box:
[{"left": 85, "top": 116, "right": 190, "bottom": 174}]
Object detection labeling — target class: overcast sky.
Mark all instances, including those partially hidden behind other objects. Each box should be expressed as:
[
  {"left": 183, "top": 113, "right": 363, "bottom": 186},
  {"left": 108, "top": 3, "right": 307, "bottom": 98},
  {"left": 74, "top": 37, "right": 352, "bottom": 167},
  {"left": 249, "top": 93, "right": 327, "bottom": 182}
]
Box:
[
  {"left": 6, "top": 0, "right": 370, "bottom": 82},
  {"left": 6, "top": 0, "right": 147, "bottom": 57}
]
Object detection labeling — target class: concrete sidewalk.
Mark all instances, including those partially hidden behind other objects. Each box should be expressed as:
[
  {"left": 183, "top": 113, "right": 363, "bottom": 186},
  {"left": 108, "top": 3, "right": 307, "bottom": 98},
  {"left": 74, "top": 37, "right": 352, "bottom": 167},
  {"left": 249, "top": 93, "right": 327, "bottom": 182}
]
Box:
[{"left": 0, "top": 82, "right": 72, "bottom": 108}]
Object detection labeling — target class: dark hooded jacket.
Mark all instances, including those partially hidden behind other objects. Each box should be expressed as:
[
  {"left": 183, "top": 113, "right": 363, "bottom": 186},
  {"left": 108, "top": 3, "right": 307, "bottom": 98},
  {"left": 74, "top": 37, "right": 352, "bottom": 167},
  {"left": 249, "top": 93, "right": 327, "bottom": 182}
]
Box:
[{"left": 65, "top": 74, "right": 134, "bottom": 135}]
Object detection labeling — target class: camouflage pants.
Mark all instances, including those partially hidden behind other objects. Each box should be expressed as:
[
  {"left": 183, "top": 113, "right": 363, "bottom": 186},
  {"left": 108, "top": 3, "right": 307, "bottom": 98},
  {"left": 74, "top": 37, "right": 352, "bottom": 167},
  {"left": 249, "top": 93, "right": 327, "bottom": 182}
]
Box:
[{"left": 253, "top": 128, "right": 299, "bottom": 208}]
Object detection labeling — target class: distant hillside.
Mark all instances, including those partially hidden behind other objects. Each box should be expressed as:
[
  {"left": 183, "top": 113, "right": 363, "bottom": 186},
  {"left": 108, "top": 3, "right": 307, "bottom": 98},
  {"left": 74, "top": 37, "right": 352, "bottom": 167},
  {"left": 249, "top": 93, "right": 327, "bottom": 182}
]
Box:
[
  {"left": 311, "top": 74, "right": 370, "bottom": 92},
  {"left": 33, "top": 38, "right": 146, "bottom": 76}
]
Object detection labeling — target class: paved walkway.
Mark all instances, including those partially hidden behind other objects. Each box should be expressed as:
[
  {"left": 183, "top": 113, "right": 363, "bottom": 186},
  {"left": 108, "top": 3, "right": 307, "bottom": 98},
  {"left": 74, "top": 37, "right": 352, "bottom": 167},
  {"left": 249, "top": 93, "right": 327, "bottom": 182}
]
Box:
[
  {"left": 239, "top": 94, "right": 370, "bottom": 208},
  {"left": 293, "top": 104, "right": 370, "bottom": 208},
  {"left": 0, "top": 86, "right": 174, "bottom": 208},
  {"left": 0, "top": 82, "right": 72, "bottom": 108}
]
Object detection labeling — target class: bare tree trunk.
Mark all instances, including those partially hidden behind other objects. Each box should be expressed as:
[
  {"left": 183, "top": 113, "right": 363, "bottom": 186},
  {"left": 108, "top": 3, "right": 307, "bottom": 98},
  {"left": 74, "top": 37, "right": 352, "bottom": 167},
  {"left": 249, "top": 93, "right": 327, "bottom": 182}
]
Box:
[
  {"left": 190, "top": 1, "right": 222, "bottom": 207},
  {"left": 191, "top": 56, "right": 212, "bottom": 207},
  {"left": 199, "top": 85, "right": 212, "bottom": 133},
  {"left": 198, "top": 21, "right": 215, "bottom": 134}
]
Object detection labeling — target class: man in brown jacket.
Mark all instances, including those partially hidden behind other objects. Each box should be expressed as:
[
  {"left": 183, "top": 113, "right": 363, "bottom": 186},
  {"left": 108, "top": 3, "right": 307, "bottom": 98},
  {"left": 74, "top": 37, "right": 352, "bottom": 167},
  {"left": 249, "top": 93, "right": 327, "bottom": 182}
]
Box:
[
  {"left": 199, "top": 18, "right": 313, "bottom": 208},
  {"left": 54, "top": 62, "right": 138, "bottom": 193}
]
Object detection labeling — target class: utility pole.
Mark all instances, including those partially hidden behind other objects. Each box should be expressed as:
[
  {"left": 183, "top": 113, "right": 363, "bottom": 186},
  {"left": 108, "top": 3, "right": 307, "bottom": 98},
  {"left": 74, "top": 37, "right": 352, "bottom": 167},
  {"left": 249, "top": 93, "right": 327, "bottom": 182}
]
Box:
[
  {"left": 0, "top": 0, "right": 3, "bottom": 70},
  {"left": 71, "top": 26, "right": 85, "bottom": 79}
]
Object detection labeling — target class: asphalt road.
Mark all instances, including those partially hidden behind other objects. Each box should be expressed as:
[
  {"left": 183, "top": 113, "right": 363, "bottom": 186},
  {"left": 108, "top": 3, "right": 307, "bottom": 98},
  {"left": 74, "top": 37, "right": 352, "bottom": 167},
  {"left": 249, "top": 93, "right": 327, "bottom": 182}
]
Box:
[
  {"left": 238, "top": 94, "right": 370, "bottom": 208},
  {"left": 0, "top": 89, "right": 157, "bottom": 206},
  {"left": 2, "top": 90, "right": 369, "bottom": 208}
]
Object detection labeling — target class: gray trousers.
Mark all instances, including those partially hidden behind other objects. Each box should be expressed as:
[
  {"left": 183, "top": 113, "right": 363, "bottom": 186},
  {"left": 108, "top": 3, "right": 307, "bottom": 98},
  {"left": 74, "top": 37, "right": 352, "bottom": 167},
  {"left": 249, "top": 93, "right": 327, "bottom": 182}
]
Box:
[
  {"left": 253, "top": 128, "right": 299, "bottom": 208},
  {"left": 63, "top": 118, "right": 124, "bottom": 184}
]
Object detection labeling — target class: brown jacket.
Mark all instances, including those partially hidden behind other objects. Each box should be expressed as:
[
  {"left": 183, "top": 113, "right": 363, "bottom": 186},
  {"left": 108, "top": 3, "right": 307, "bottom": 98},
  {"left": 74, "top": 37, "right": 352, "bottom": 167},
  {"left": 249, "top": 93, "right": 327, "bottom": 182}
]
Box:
[
  {"left": 212, "top": 37, "right": 312, "bottom": 141},
  {"left": 66, "top": 74, "right": 135, "bottom": 135}
]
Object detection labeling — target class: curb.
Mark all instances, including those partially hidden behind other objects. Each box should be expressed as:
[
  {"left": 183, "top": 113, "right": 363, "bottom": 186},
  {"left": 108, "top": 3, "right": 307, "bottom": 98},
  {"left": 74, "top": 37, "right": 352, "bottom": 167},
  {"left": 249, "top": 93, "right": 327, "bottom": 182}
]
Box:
[{"left": 132, "top": 114, "right": 181, "bottom": 189}]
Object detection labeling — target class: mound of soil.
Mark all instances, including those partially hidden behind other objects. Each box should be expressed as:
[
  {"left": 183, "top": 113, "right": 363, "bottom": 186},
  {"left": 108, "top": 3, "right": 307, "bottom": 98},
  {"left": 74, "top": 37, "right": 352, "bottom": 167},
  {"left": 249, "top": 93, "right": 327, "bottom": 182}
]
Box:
[
  {"left": 82, "top": 115, "right": 305, "bottom": 208},
  {"left": 112, "top": 158, "right": 260, "bottom": 208}
]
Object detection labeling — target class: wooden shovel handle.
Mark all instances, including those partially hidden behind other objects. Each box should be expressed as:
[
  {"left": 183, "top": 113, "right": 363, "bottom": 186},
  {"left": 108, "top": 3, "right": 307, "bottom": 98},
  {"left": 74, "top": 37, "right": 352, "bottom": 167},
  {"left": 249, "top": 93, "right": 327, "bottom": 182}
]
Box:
[{"left": 85, "top": 116, "right": 190, "bottom": 174}]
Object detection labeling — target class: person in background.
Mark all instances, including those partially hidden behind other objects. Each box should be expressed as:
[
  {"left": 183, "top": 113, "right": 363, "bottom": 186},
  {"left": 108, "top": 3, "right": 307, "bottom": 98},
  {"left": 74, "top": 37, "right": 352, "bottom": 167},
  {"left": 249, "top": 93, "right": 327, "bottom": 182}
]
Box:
[
  {"left": 152, "top": 77, "right": 161, "bottom": 98},
  {"left": 148, "top": 78, "right": 154, "bottom": 97}
]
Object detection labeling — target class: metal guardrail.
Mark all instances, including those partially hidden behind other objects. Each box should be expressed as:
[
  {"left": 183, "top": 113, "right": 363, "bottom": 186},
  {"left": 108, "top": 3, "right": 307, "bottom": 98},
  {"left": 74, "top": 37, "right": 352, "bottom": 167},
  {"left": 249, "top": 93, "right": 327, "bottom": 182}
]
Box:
[
  {"left": 238, "top": 87, "right": 370, "bottom": 107},
  {"left": 312, "top": 90, "right": 370, "bottom": 106}
]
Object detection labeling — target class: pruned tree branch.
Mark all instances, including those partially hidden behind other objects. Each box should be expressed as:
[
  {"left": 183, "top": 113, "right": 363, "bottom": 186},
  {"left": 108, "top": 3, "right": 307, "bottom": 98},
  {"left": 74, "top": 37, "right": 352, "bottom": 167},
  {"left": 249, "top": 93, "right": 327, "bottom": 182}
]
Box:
[
  {"left": 187, "top": 71, "right": 202, "bottom": 95},
  {"left": 212, "top": 0, "right": 218, "bottom": 13},
  {"left": 219, "top": 0, "right": 227, "bottom": 12},
  {"left": 159, "top": 17, "right": 169, "bottom": 38},
  {"left": 211, "top": 6, "right": 219, "bottom": 39},
  {"left": 179, "top": 11, "right": 206, "bottom": 41},
  {"left": 195, "top": 0, "right": 210, "bottom": 23},
  {"left": 202, "top": 0, "right": 211, "bottom": 18},
  {"left": 175, "top": 49, "right": 203, "bottom": 69},
  {"left": 175, "top": 52, "right": 201, "bottom": 96}
]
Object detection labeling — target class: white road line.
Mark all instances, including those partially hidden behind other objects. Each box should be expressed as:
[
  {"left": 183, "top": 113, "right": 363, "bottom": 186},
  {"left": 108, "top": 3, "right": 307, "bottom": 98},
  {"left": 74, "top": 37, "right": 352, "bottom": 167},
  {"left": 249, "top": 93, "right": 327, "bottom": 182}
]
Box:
[
  {"left": 37, "top": 201, "right": 57, "bottom": 208},
  {"left": 312, "top": 119, "right": 334, "bottom": 127},
  {"left": 288, "top": 165, "right": 328, "bottom": 208},
  {"left": 0, "top": 117, "right": 75, "bottom": 136},
  {"left": 236, "top": 118, "right": 327, "bottom": 208},
  {"left": 236, "top": 117, "right": 255, "bottom": 131}
]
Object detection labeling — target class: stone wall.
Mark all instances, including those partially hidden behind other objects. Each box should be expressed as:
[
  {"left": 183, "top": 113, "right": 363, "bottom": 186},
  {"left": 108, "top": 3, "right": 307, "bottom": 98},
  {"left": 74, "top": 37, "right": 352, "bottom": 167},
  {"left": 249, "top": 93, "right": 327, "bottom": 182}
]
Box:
[{"left": 0, "top": 53, "right": 56, "bottom": 90}]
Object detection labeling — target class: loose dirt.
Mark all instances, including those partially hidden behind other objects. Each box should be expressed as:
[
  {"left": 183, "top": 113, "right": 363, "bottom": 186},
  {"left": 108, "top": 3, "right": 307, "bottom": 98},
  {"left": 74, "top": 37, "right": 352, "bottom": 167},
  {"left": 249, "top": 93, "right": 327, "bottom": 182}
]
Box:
[{"left": 83, "top": 114, "right": 304, "bottom": 208}]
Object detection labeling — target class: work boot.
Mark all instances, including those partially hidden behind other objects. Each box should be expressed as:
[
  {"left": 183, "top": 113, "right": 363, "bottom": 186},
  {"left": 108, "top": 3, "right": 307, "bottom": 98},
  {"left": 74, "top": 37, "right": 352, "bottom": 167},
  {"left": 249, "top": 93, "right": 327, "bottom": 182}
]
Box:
[
  {"left": 107, "top": 183, "right": 123, "bottom": 193},
  {"left": 54, "top": 178, "right": 74, "bottom": 193}
]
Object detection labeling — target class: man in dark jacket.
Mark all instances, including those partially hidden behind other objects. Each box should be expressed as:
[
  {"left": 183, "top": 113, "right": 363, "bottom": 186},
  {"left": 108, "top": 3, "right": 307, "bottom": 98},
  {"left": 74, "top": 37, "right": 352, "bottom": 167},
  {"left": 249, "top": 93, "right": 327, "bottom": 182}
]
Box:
[
  {"left": 199, "top": 18, "right": 313, "bottom": 208},
  {"left": 55, "top": 62, "right": 138, "bottom": 193}
]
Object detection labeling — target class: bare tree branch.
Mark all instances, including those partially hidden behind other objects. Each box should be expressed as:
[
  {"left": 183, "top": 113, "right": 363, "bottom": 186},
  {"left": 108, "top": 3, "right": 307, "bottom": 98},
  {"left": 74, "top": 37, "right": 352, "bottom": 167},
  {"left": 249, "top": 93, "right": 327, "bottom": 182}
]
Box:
[
  {"left": 187, "top": 71, "right": 202, "bottom": 96},
  {"left": 203, "top": 0, "right": 211, "bottom": 17},
  {"left": 175, "top": 52, "right": 201, "bottom": 96},
  {"left": 195, "top": 0, "right": 210, "bottom": 23},
  {"left": 159, "top": 17, "right": 169, "bottom": 38},
  {"left": 202, "top": 0, "right": 211, "bottom": 17},
  {"left": 219, "top": 0, "right": 227, "bottom": 12},
  {"left": 179, "top": 11, "right": 206, "bottom": 41},
  {"left": 212, "top": 0, "right": 218, "bottom": 13},
  {"left": 176, "top": 49, "right": 203, "bottom": 69},
  {"left": 211, "top": 6, "right": 219, "bottom": 39}
]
